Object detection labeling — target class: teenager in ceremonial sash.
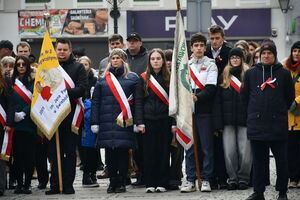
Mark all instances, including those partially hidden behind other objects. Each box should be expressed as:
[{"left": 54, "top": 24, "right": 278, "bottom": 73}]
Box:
[
  {"left": 91, "top": 48, "right": 139, "bottom": 193},
  {"left": 213, "top": 48, "right": 251, "bottom": 190},
  {"left": 181, "top": 33, "right": 218, "bottom": 193},
  {"left": 0, "top": 64, "right": 14, "bottom": 196},
  {"left": 135, "top": 48, "right": 175, "bottom": 193},
  {"left": 11, "top": 56, "right": 36, "bottom": 195}
]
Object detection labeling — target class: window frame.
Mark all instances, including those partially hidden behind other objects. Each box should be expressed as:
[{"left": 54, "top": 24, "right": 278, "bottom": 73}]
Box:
[
  {"left": 129, "top": 0, "right": 163, "bottom": 7},
  {"left": 25, "top": 0, "right": 50, "bottom": 3},
  {"left": 235, "top": 0, "right": 271, "bottom": 6},
  {"left": 77, "top": 0, "right": 102, "bottom": 2}
]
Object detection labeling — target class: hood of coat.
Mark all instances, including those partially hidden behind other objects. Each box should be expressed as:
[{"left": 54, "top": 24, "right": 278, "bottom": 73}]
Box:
[
  {"left": 126, "top": 46, "right": 147, "bottom": 58},
  {"left": 254, "top": 61, "right": 283, "bottom": 84}
]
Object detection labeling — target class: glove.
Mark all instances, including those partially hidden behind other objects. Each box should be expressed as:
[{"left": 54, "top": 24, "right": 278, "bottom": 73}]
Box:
[
  {"left": 90, "top": 86, "right": 95, "bottom": 98},
  {"left": 133, "top": 124, "right": 139, "bottom": 133},
  {"left": 14, "top": 112, "right": 26, "bottom": 122},
  {"left": 91, "top": 125, "right": 99, "bottom": 134},
  {"left": 289, "top": 101, "right": 300, "bottom": 116}
]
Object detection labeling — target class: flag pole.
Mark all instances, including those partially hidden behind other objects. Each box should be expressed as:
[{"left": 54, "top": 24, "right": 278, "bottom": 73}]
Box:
[
  {"left": 43, "top": 5, "right": 63, "bottom": 193},
  {"left": 55, "top": 130, "right": 63, "bottom": 193},
  {"left": 176, "top": 0, "right": 181, "bottom": 11},
  {"left": 192, "top": 113, "right": 202, "bottom": 189},
  {"left": 176, "top": 0, "right": 202, "bottom": 190}
]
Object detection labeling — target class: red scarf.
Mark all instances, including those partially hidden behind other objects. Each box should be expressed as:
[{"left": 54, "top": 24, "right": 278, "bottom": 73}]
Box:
[{"left": 286, "top": 58, "right": 300, "bottom": 72}]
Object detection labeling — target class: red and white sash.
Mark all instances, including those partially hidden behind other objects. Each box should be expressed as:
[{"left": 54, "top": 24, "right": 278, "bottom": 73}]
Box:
[
  {"left": 189, "top": 64, "right": 205, "bottom": 90},
  {"left": 105, "top": 72, "right": 133, "bottom": 127},
  {"left": 230, "top": 75, "right": 241, "bottom": 93},
  {"left": 141, "top": 72, "right": 169, "bottom": 105},
  {"left": 117, "top": 94, "right": 134, "bottom": 125},
  {"left": 0, "top": 105, "right": 14, "bottom": 161},
  {"left": 261, "top": 78, "right": 276, "bottom": 91},
  {"left": 60, "top": 68, "right": 84, "bottom": 134},
  {"left": 13, "top": 79, "right": 32, "bottom": 104}
]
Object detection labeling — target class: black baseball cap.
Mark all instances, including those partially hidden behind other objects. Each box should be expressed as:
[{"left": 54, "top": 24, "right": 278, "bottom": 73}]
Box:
[
  {"left": 0, "top": 40, "right": 13, "bottom": 50},
  {"left": 126, "top": 32, "right": 142, "bottom": 42}
]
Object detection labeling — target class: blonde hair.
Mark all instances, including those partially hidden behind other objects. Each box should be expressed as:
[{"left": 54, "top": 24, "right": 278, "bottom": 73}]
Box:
[
  {"left": 79, "top": 56, "right": 91, "bottom": 66},
  {"left": 79, "top": 56, "right": 92, "bottom": 72},
  {"left": 1, "top": 56, "right": 15, "bottom": 67},
  {"left": 16, "top": 41, "right": 31, "bottom": 52},
  {"left": 102, "top": 60, "right": 131, "bottom": 78},
  {"left": 0, "top": 63, "right": 8, "bottom": 94},
  {"left": 220, "top": 60, "right": 248, "bottom": 89},
  {"left": 1, "top": 56, "right": 15, "bottom": 77}
]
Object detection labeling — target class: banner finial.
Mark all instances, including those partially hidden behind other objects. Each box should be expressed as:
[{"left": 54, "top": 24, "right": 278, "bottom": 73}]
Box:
[{"left": 176, "top": 0, "right": 181, "bottom": 11}]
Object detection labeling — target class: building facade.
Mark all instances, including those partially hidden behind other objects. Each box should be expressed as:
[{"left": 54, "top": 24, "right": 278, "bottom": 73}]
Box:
[{"left": 0, "top": 0, "right": 299, "bottom": 65}]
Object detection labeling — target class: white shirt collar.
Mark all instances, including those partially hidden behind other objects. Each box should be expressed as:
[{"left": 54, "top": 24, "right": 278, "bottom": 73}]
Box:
[{"left": 211, "top": 46, "right": 222, "bottom": 59}]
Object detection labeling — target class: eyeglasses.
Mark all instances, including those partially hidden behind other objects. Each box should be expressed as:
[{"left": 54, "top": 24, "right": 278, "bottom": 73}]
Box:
[
  {"left": 230, "top": 56, "right": 241, "bottom": 60},
  {"left": 16, "top": 63, "right": 25, "bottom": 67}
]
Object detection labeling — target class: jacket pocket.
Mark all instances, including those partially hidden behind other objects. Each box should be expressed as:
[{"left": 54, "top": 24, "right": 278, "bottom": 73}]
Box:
[{"left": 248, "top": 112, "right": 260, "bottom": 120}]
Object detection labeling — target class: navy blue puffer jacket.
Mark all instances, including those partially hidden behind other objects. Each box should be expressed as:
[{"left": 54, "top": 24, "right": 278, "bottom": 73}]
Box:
[
  {"left": 91, "top": 66, "right": 139, "bottom": 148},
  {"left": 242, "top": 62, "right": 294, "bottom": 141}
]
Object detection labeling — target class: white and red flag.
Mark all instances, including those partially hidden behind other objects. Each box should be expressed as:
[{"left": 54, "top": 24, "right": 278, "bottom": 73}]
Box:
[{"left": 169, "top": 10, "right": 194, "bottom": 150}]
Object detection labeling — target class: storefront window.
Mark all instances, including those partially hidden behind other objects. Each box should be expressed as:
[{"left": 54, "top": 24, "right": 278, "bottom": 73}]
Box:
[
  {"left": 78, "top": 0, "right": 102, "bottom": 2},
  {"left": 25, "top": 0, "right": 50, "bottom": 2}
]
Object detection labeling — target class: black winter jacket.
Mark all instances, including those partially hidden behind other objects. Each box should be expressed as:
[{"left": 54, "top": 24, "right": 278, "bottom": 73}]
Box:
[
  {"left": 0, "top": 78, "right": 14, "bottom": 150},
  {"left": 91, "top": 66, "right": 139, "bottom": 148},
  {"left": 60, "top": 56, "right": 88, "bottom": 125},
  {"left": 213, "top": 68, "right": 247, "bottom": 131},
  {"left": 241, "top": 62, "right": 295, "bottom": 141},
  {"left": 205, "top": 42, "right": 232, "bottom": 75},
  {"left": 85, "top": 70, "right": 97, "bottom": 100},
  {"left": 135, "top": 71, "right": 170, "bottom": 125},
  {"left": 194, "top": 85, "right": 217, "bottom": 115}
]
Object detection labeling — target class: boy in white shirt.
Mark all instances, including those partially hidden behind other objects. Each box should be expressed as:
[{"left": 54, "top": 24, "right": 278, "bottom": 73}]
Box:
[{"left": 180, "top": 33, "right": 218, "bottom": 193}]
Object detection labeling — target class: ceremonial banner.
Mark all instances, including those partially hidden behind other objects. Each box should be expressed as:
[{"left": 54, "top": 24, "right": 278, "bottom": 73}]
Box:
[
  {"left": 169, "top": 11, "right": 194, "bottom": 150},
  {"left": 30, "top": 30, "right": 71, "bottom": 140}
]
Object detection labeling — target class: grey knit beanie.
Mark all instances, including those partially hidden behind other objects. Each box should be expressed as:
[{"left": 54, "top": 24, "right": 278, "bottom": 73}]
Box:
[{"left": 109, "top": 48, "right": 127, "bottom": 62}]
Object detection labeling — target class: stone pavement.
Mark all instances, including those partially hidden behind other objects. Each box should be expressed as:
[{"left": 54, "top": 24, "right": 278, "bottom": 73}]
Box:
[{"left": 2, "top": 157, "right": 300, "bottom": 200}]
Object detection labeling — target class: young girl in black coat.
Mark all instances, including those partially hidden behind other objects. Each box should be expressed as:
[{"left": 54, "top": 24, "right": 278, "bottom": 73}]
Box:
[
  {"left": 135, "top": 48, "right": 176, "bottom": 193},
  {"left": 214, "top": 48, "right": 251, "bottom": 190}
]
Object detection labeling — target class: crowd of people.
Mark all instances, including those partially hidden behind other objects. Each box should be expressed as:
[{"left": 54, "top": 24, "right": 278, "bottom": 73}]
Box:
[{"left": 0, "top": 24, "right": 300, "bottom": 200}]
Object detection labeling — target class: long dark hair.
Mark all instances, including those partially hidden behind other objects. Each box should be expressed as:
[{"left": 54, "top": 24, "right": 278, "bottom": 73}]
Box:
[
  {"left": 12, "top": 56, "right": 33, "bottom": 88},
  {"left": 0, "top": 65, "right": 8, "bottom": 95},
  {"left": 144, "top": 48, "right": 170, "bottom": 95}
]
